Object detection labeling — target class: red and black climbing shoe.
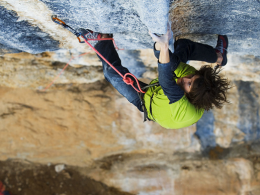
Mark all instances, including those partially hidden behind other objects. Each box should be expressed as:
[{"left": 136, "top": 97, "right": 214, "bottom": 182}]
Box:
[
  {"left": 215, "top": 35, "right": 228, "bottom": 66},
  {"left": 77, "top": 28, "right": 102, "bottom": 46},
  {"left": 84, "top": 29, "right": 102, "bottom": 40}
]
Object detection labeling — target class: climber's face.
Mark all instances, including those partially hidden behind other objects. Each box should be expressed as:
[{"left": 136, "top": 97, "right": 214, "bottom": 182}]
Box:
[{"left": 177, "top": 74, "right": 200, "bottom": 93}]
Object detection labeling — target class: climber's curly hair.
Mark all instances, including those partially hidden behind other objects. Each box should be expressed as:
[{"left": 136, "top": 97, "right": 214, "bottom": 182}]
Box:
[{"left": 186, "top": 65, "right": 231, "bottom": 111}]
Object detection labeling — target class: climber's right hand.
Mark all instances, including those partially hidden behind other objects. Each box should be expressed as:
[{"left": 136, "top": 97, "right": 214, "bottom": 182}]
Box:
[{"left": 149, "top": 28, "right": 171, "bottom": 44}]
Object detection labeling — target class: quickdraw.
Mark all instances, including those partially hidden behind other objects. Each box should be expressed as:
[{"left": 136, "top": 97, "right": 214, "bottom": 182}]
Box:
[{"left": 48, "top": 15, "right": 145, "bottom": 93}]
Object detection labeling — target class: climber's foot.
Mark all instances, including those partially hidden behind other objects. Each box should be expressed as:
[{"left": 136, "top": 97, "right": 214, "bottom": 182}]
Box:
[
  {"left": 215, "top": 35, "right": 228, "bottom": 66},
  {"left": 77, "top": 28, "right": 102, "bottom": 46}
]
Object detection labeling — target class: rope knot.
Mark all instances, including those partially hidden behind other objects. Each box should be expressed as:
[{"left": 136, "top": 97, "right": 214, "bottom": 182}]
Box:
[{"left": 123, "top": 77, "right": 134, "bottom": 85}]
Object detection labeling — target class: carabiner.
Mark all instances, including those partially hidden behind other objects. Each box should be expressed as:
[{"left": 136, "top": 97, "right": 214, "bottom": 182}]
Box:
[
  {"left": 51, "top": 15, "right": 83, "bottom": 43},
  {"left": 51, "top": 15, "right": 66, "bottom": 26}
]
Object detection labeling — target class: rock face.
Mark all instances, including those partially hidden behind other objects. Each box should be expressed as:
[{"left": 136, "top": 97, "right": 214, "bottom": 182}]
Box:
[
  {"left": 0, "top": 5, "right": 59, "bottom": 54},
  {"left": 170, "top": 0, "right": 260, "bottom": 56},
  {"left": 0, "top": 0, "right": 169, "bottom": 54},
  {"left": 1, "top": 0, "right": 260, "bottom": 55},
  {"left": 1, "top": 0, "right": 260, "bottom": 194},
  {"left": 0, "top": 81, "right": 260, "bottom": 194},
  {"left": 0, "top": 81, "right": 200, "bottom": 165}
]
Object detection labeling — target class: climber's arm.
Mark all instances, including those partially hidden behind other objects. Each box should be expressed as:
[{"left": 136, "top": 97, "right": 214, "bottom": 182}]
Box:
[
  {"left": 158, "top": 43, "right": 170, "bottom": 64},
  {"left": 157, "top": 43, "right": 184, "bottom": 104},
  {"left": 153, "top": 43, "right": 180, "bottom": 70}
]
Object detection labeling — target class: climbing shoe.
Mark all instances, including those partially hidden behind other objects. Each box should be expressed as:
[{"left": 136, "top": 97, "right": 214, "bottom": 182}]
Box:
[
  {"left": 215, "top": 35, "right": 228, "bottom": 66},
  {"left": 77, "top": 28, "right": 102, "bottom": 46}
]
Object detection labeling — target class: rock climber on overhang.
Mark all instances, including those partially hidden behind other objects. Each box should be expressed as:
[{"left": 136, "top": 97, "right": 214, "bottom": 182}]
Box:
[
  {"left": 79, "top": 26, "right": 230, "bottom": 129},
  {"left": 73, "top": 23, "right": 230, "bottom": 129}
]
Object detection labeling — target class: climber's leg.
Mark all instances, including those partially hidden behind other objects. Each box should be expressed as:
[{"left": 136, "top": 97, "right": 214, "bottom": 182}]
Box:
[
  {"left": 173, "top": 39, "right": 218, "bottom": 63},
  {"left": 94, "top": 35, "right": 146, "bottom": 112}
]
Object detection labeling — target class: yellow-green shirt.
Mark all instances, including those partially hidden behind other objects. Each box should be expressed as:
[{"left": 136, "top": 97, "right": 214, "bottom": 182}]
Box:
[{"left": 143, "top": 62, "right": 204, "bottom": 129}]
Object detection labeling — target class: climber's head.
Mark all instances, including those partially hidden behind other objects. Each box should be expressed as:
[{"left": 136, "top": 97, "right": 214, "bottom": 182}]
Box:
[
  {"left": 183, "top": 65, "right": 230, "bottom": 111},
  {"left": 177, "top": 74, "right": 200, "bottom": 94}
]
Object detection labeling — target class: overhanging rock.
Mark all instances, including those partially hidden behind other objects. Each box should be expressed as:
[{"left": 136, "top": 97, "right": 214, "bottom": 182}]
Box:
[{"left": 0, "top": 0, "right": 170, "bottom": 54}]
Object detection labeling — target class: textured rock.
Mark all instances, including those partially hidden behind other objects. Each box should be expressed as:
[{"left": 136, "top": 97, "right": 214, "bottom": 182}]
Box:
[
  {"left": 1, "top": 0, "right": 260, "bottom": 54},
  {"left": 0, "top": 5, "right": 59, "bottom": 54},
  {"left": 170, "top": 0, "right": 260, "bottom": 56},
  {"left": 0, "top": 50, "right": 157, "bottom": 89},
  {"left": 0, "top": 82, "right": 201, "bottom": 166},
  {"left": 1, "top": 0, "right": 260, "bottom": 194},
  {"left": 0, "top": 0, "right": 169, "bottom": 53},
  {"left": 0, "top": 80, "right": 260, "bottom": 194},
  {"left": 0, "top": 52, "right": 104, "bottom": 89},
  {"left": 89, "top": 157, "right": 260, "bottom": 195}
]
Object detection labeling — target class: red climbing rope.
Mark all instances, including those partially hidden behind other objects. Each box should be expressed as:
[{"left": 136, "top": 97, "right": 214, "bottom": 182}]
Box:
[
  {"left": 41, "top": 52, "right": 91, "bottom": 91},
  {"left": 81, "top": 35, "right": 145, "bottom": 93},
  {"left": 87, "top": 38, "right": 121, "bottom": 50},
  {"left": 43, "top": 16, "right": 145, "bottom": 93}
]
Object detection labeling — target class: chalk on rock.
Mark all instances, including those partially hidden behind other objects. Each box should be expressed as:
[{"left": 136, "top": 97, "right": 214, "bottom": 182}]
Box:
[{"left": 55, "top": 164, "right": 66, "bottom": 173}]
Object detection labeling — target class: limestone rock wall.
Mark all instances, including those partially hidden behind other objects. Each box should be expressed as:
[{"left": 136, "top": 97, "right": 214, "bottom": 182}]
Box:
[
  {"left": 1, "top": 0, "right": 260, "bottom": 194},
  {"left": 0, "top": 0, "right": 169, "bottom": 54},
  {"left": 170, "top": 0, "right": 260, "bottom": 56},
  {"left": 0, "top": 81, "right": 200, "bottom": 165},
  {"left": 0, "top": 80, "right": 260, "bottom": 194},
  {"left": 1, "top": 0, "right": 260, "bottom": 55}
]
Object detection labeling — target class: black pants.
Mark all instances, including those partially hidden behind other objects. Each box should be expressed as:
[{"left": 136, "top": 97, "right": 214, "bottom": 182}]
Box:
[{"left": 154, "top": 39, "right": 217, "bottom": 68}]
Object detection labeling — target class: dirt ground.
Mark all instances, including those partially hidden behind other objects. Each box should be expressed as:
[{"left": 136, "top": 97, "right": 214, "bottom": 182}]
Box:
[{"left": 0, "top": 160, "right": 133, "bottom": 195}]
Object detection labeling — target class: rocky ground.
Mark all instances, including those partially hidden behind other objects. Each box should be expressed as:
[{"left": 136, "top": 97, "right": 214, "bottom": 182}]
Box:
[
  {"left": 0, "top": 160, "right": 132, "bottom": 195},
  {"left": 1, "top": 143, "right": 260, "bottom": 195}
]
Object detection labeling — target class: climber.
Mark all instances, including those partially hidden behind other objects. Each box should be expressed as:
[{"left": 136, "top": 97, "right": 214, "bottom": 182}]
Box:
[{"left": 82, "top": 27, "right": 230, "bottom": 129}]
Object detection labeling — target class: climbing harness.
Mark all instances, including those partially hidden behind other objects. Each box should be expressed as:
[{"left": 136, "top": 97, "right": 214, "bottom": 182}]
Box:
[
  {"left": 137, "top": 82, "right": 160, "bottom": 122},
  {"left": 46, "top": 15, "right": 145, "bottom": 93}
]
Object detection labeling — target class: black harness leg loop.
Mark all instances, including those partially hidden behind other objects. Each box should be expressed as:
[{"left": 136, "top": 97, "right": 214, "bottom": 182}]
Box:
[{"left": 138, "top": 92, "right": 148, "bottom": 122}]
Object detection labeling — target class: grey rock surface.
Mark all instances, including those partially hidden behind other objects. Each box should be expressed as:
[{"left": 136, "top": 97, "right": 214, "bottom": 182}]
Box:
[
  {"left": 170, "top": 0, "right": 260, "bottom": 56},
  {"left": 0, "top": 43, "right": 21, "bottom": 55},
  {"left": 0, "top": 6, "right": 59, "bottom": 54},
  {"left": 0, "top": 0, "right": 170, "bottom": 53},
  {"left": 40, "top": 0, "right": 169, "bottom": 49},
  {"left": 0, "top": 0, "right": 260, "bottom": 54},
  {"left": 236, "top": 81, "right": 260, "bottom": 141}
]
